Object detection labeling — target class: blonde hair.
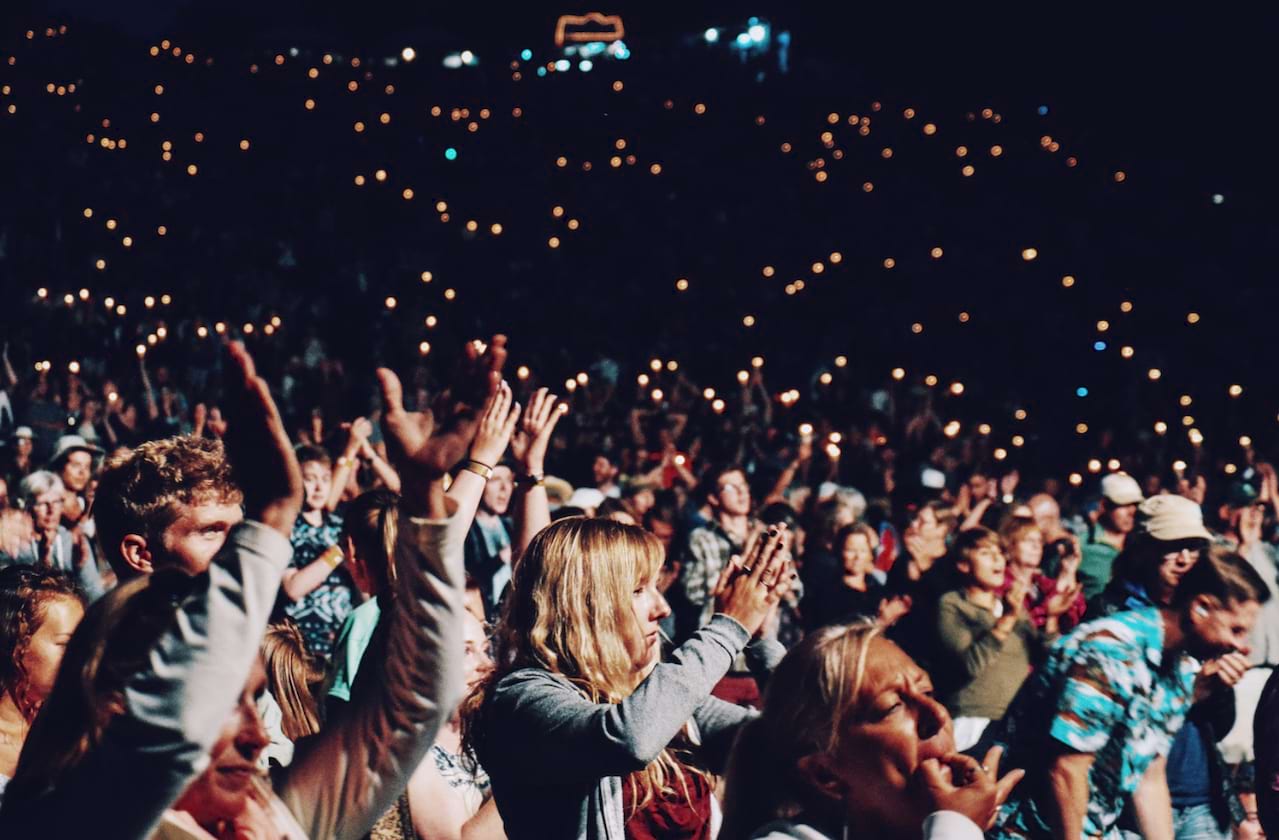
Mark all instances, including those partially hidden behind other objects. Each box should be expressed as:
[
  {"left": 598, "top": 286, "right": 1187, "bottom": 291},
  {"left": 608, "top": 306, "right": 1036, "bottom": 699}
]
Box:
[
  {"left": 719, "top": 622, "right": 883, "bottom": 840},
  {"left": 473, "top": 516, "right": 703, "bottom": 814},
  {"left": 261, "top": 619, "right": 323, "bottom": 740}
]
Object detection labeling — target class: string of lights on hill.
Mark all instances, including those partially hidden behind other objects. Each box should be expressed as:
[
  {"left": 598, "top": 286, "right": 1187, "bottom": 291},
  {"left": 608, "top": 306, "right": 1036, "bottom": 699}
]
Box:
[{"left": 0, "top": 14, "right": 1270, "bottom": 483}]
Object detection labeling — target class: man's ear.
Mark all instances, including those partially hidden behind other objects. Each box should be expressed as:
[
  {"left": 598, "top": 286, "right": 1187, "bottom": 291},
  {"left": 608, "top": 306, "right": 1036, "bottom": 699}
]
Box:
[
  {"left": 1189, "top": 594, "right": 1218, "bottom": 625},
  {"left": 795, "top": 753, "right": 846, "bottom": 803},
  {"left": 119, "top": 534, "right": 155, "bottom": 575}
]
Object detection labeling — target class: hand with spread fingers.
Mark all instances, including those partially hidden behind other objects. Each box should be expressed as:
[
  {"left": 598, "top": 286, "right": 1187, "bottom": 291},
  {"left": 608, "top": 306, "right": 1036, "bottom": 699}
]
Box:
[
  {"left": 469, "top": 380, "right": 521, "bottom": 468},
  {"left": 222, "top": 341, "right": 304, "bottom": 537},
  {"left": 377, "top": 334, "right": 508, "bottom": 517},
  {"left": 915, "top": 745, "right": 1024, "bottom": 830},
  {"left": 510, "top": 386, "right": 564, "bottom": 477},
  {"left": 711, "top": 524, "right": 793, "bottom": 636}
]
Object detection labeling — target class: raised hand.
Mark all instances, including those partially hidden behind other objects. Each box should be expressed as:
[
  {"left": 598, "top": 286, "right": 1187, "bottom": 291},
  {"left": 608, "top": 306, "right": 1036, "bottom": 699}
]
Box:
[
  {"left": 915, "top": 746, "right": 1023, "bottom": 830},
  {"left": 712, "top": 525, "right": 791, "bottom": 636},
  {"left": 509, "top": 387, "right": 564, "bottom": 475},
  {"left": 222, "top": 342, "right": 303, "bottom": 537},
  {"left": 377, "top": 334, "right": 508, "bottom": 515},
  {"left": 469, "top": 381, "right": 521, "bottom": 467},
  {"left": 1002, "top": 574, "right": 1031, "bottom": 619}
]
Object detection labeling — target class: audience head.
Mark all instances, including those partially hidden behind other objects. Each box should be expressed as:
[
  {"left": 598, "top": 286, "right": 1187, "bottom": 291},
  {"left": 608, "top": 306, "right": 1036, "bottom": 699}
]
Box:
[
  {"left": 1171, "top": 546, "right": 1269, "bottom": 661},
  {"left": 1027, "top": 492, "right": 1062, "bottom": 538},
  {"left": 1098, "top": 473, "right": 1143, "bottom": 535},
  {"left": 1000, "top": 518, "right": 1044, "bottom": 574},
  {"left": 953, "top": 527, "right": 1005, "bottom": 592},
  {"left": 1111, "top": 494, "right": 1212, "bottom": 603},
  {"left": 479, "top": 464, "right": 514, "bottom": 517},
  {"left": 295, "top": 444, "right": 333, "bottom": 514},
  {"left": 591, "top": 451, "right": 619, "bottom": 489},
  {"left": 722, "top": 623, "right": 954, "bottom": 840},
  {"left": 340, "top": 489, "right": 400, "bottom": 598},
  {"left": 49, "top": 435, "right": 101, "bottom": 496},
  {"left": 701, "top": 464, "right": 751, "bottom": 519},
  {"left": 0, "top": 566, "right": 84, "bottom": 721},
  {"left": 94, "top": 436, "right": 244, "bottom": 579},
  {"left": 18, "top": 471, "right": 65, "bottom": 536},
  {"left": 261, "top": 619, "right": 322, "bottom": 741},
  {"left": 834, "top": 522, "right": 878, "bottom": 579}
]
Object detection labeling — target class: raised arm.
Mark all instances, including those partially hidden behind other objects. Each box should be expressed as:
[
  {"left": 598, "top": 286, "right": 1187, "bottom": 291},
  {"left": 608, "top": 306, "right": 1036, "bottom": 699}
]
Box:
[
  {"left": 1, "top": 341, "right": 302, "bottom": 838},
  {"left": 327, "top": 417, "right": 372, "bottom": 509},
  {"left": 280, "top": 338, "right": 505, "bottom": 840},
  {"left": 509, "top": 387, "right": 563, "bottom": 563},
  {"left": 447, "top": 380, "right": 519, "bottom": 539}
]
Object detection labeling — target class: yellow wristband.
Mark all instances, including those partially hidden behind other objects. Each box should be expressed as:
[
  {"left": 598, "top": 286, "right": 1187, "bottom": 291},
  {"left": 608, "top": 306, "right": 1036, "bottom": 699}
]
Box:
[
  {"left": 462, "top": 459, "right": 494, "bottom": 480},
  {"left": 319, "top": 545, "right": 344, "bottom": 570}
]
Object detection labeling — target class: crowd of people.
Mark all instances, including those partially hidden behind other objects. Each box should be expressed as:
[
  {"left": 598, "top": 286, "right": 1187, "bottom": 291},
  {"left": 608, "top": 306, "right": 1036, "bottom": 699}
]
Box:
[
  {"left": 2, "top": 10, "right": 1278, "bottom": 840},
  {"left": 0, "top": 332, "right": 1275, "bottom": 840}
]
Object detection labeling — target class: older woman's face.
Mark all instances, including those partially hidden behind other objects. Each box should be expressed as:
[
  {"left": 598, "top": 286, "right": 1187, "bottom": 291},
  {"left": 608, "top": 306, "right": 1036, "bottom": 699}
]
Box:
[
  {"left": 30, "top": 487, "right": 65, "bottom": 534},
  {"left": 174, "top": 659, "right": 270, "bottom": 828},
  {"left": 818, "top": 639, "right": 955, "bottom": 833}
]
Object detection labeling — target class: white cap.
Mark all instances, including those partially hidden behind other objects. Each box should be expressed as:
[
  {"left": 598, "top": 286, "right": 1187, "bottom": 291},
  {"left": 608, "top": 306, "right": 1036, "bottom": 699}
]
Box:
[
  {"left": 1100, "top": 473, "right": 1143, "bottom": 506},
  {"left": 567, "top": 487, "right": 606, "bottom": 512}
]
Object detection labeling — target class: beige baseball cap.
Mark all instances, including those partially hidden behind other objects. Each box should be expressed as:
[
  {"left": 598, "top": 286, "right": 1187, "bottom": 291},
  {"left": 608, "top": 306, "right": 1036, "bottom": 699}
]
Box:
[
  {"left": 1136, "top": 494, "right": 1212, "bottom": 542},
  {"left": 1100, "top": 472, "right": 1144, "bottom": 506}
]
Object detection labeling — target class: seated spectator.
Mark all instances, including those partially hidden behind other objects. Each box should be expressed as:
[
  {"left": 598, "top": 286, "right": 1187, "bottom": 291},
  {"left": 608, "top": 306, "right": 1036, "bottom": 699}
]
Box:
[
  {"left": 1078, "top": 473, "right": 1143, "bottom": 600},
  {"left": 0, "top": 567, "right": 85, "bottom": 802},
  {"left": 471, "top": 518, "right": 791, "bottom": 840},
  {"left": 804, "top": 523, "right": 908, "bottom": 631},
  {"left": 720, "top": 622, "right": 1023, "bottom": 840},
  {"left": 934, "top": 528, "right": 1073, "bottom": 751},
  {"left": 999, "top": 518, "right": 1085, "bottom": 632},
  {"left": 2, "top": 471, "right": 105, "bottom": 601}
]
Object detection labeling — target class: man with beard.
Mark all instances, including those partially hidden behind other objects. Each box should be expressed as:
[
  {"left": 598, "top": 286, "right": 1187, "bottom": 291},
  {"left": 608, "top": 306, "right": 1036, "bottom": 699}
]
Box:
[{"left": 990, "top": 549, "right": 1268, "bottom": 840}]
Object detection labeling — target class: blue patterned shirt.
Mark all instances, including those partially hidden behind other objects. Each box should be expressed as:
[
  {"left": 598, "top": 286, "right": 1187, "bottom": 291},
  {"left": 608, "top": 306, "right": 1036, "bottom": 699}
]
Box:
[
  {"left": 285, "top": 511, "right": 354, "bottom": 661},
  {"left": 991, "top": 606, "right": 1196, "bottom": 840}
]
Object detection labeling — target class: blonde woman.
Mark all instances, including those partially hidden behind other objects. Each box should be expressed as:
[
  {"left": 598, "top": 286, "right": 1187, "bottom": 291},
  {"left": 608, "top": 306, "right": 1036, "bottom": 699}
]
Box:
[
  {"left": 720, "top": 623, "right": 1024, "bottom": 840},
  {"left": 471, "top": 517, "right": 793, "bottom": 840}
]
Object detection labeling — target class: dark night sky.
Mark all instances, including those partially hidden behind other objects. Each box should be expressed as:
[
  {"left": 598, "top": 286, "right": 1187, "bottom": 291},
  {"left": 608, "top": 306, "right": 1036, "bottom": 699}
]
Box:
[{"left": 9, "top": 2, "right": 1276, "bottom": 197}]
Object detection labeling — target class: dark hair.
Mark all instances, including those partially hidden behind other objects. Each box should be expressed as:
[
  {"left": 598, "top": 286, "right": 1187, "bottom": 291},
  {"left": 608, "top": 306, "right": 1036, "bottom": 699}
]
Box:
[
  {"left": 7, "top": 570, "right": 196, "bottom": 802},
  {"left": 1172, "top": 546, "right": 1271, "bottom": 609},
  {"left": 758, "top": 501, "right": 799, "bottom": 530},
  {"left": 0, "top": 567, "right": 84, "bottom": 716},
  {"left": 595, "top": 498, "right": 632, "bottom": 519},
  {"left": 950, "top": 526, "right": 1000, "bottom": 568},
  {"left": 697, "top": 463, "right": 746, "bottom": 504},
  {"left": 295, "top": 444, "right": 332, "bottom": 469},
  {"left": 643, "top": 490, "right": 680, "bottom": 528}
]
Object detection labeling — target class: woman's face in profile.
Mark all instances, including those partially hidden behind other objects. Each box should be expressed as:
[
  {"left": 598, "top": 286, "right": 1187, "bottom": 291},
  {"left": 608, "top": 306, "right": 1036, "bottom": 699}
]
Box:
[{"left": 814, "top": 639, "right": 955, "bottom": 832}]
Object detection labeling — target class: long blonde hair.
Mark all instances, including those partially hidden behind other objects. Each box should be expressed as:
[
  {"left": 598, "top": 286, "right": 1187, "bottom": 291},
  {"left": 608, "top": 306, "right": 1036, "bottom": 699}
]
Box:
[
  {"left": 261, "top": 619, "right": 323, "bottom": 740},
  {"left": 471, "top": 516, "right": 704, "bottom": 812},
  {"left": 719, "top": 622, "right": 883, "bottom": 840}
]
